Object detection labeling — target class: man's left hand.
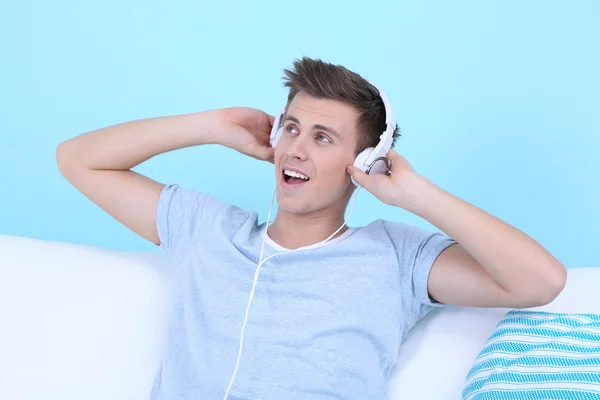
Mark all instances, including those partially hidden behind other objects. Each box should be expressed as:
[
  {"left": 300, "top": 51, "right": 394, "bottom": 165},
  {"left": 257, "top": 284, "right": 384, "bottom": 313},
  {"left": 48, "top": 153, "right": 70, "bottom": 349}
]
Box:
[{"left": 346, "top": 149, "right": 423, "bottom": 210}]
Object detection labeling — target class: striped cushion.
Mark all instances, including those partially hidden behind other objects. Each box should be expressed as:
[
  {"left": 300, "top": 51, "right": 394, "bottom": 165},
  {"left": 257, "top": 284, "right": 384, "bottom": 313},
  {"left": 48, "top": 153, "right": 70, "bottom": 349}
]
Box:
[{"left": 462, "top": 310, "right": 600, "bottom": 400}]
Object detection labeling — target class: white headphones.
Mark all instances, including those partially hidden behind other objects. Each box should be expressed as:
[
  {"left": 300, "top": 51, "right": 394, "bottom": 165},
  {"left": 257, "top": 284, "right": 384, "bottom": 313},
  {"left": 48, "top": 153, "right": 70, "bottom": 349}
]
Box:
[{"left": 269, "top": 82, "right": 396, "bottom": 186}]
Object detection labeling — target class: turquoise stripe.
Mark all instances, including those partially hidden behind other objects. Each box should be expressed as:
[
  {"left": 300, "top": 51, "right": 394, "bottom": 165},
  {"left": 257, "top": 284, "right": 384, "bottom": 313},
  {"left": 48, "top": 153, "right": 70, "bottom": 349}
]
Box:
[
  {"left": 488, "top": 327, "right": 600, "bottom": 342},
  {"left": 504, "top": 310, "right": 600, "bottom": 322},
  {"left": 464, "top": 371, "right": 600, "bottom": 394},
  {"left": 478, "top": 341, "right": 600, "bottom": 357},
  {"left": 467, "top": 356, "right": 600, "bottom": 380},
  {"left": 464, "top": 388, "right": 600, "bottom": 400},
  {"left": 499, "top": 316, "right": 600, "bottom": 329}
]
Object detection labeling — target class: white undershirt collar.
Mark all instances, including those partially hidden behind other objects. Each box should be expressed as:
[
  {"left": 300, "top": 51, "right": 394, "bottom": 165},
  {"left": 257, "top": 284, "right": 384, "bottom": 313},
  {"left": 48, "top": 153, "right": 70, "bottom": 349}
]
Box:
[{"left": 260, "top": 226, "right": 356, "bottom": 251}]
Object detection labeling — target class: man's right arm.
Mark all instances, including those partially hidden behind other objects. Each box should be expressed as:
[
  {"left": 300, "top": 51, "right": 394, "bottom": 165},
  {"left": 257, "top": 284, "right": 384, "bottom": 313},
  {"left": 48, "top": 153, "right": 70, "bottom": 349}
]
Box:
[{"left": 56, "top": 110, "right": 225, "bottom": 246}]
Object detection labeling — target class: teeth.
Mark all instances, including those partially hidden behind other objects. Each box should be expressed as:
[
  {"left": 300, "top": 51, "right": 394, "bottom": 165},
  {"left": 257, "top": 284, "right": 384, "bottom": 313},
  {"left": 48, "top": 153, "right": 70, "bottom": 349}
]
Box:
[{"left": 284, "top": 169, "right": 309, "bottom": 180}]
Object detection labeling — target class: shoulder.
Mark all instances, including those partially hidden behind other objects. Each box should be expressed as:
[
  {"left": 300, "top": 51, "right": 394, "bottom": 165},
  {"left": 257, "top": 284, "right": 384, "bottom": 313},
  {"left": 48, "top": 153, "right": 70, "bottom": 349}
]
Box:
[
  {"left": 358, "top": 218, "right": 438, "bottom": 241},
  {"left": 157, "top": 184, "right": 257, "bottom": 250},
  {"left": 358, "top": 218, "right": 455, "bottom": 259},
  {"left": 158, "top": 184, "right": 225, "bottom": 225},
  {"left": 159, "top": 184, "right": 252, "bottom": 218}
]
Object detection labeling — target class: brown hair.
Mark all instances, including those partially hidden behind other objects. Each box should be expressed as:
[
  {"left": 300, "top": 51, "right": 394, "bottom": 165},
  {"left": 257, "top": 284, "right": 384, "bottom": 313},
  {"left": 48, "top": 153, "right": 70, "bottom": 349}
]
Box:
[{"left": 282, "top": 57, "right": 401, "bottom": 155}]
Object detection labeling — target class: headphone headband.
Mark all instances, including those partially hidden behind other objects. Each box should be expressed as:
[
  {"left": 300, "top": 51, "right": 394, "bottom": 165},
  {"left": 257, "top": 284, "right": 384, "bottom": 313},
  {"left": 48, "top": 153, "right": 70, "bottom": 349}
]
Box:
[
  {"left": 371, "top": 83, "right": 396, "bottom": 129},
  {"left": 364, "top": 83, "right": 395, "bottom": 166}
]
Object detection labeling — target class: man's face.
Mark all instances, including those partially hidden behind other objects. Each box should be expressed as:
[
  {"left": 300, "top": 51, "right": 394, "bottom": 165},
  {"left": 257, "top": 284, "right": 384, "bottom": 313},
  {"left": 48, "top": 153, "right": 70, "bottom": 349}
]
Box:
[{"left": 274, "top": 91, "right": 360, "bottom": 216}]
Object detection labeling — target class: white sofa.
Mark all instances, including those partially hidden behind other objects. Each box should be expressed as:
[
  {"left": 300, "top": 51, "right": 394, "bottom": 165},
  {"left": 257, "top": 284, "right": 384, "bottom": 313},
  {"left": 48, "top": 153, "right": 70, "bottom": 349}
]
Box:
[{"left": 1, "top": 234, "right": 598, "bottom": 400}]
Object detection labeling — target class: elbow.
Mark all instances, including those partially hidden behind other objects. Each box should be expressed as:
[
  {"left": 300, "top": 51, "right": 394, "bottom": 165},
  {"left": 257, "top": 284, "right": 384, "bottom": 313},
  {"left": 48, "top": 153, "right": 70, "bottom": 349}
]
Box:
[
  {"left": 545, "top": 262, "right": 568, "bottom": 302},
  {"left": 530, "top": 261, "right": 568, "bottom": 307},
  {"left": 56, "top": 140, "right": 79, "bottom": 176},
  {"left": 56, "top": 141, "right": 68, "bottom": 170}
]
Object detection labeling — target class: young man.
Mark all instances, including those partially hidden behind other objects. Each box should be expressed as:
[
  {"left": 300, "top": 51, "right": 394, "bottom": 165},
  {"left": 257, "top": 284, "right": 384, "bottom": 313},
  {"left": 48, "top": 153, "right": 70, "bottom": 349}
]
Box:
[{"left": 57, "top": 57, "right": 566, "bottom": 400}]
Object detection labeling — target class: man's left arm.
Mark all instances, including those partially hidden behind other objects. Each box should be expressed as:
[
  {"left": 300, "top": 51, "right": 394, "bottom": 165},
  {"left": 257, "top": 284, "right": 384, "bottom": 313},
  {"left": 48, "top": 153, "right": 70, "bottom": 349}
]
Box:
[
  {"left": 347, "top": 150, "right": 567, "bottom": 309},
  {"left": 402, "top": 173, "right": 566, "bottom": 308}
]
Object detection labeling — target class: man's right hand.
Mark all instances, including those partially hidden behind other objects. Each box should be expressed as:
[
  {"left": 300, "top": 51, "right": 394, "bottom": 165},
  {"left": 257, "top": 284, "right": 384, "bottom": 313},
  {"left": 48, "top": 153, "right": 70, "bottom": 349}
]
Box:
[{"left": 216, "top": 107, "right": 276, "bottom": 163}]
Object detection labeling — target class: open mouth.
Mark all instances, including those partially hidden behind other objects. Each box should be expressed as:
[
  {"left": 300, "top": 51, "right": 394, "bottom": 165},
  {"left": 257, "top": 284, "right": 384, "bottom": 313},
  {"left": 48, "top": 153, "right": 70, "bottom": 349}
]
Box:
[{"left": 282, "top": 169, "right": 310, "bottom": 186}]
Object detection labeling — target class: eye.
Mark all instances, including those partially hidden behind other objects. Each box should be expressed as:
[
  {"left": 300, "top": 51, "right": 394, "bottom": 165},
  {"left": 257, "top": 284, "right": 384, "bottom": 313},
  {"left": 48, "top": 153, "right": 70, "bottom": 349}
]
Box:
[
  {"left": 316, "top": 134, "right": 331, "bottom": 144},
  {"left": 285, "top": 124, "right": 299, "bottom": 135}
]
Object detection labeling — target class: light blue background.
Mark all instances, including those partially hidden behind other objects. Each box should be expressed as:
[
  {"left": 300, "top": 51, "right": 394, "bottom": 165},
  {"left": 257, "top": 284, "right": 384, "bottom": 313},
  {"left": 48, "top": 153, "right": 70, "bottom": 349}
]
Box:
[{"left": 1, "top": 1, "right": 598, "bottom": 268}]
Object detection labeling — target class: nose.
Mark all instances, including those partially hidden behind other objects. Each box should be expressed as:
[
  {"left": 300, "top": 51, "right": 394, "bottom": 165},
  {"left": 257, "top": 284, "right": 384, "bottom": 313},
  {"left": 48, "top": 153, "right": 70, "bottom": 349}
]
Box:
[{"left": 285, "top": 133, "right": 309, "bottom": 161}]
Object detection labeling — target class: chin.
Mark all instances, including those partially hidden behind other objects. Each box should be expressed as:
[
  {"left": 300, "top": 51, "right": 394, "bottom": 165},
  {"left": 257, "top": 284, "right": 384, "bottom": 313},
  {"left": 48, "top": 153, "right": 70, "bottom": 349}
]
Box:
[
  {"left": 276, "top": 199, "right": 310, "bottom": 216},
  {"left": 275, "top": 186, "right": 348, "bottom": 217}
]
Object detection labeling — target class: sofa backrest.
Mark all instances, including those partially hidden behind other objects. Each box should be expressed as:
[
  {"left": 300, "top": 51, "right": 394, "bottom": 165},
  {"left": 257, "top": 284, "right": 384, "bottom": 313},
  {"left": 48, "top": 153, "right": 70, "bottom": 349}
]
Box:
[
  {"left": 0, "top": 235, "right": 171, "bottom": 400},
  {"left": 0, "top": 234, "right": 597, "bottom": 400}
]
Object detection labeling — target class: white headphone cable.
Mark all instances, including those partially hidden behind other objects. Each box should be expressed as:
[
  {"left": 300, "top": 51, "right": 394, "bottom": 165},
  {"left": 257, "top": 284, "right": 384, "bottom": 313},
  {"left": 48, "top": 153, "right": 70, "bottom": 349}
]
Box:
[{"left": 222, "top": 185, "right": 362, "bottom": 399}]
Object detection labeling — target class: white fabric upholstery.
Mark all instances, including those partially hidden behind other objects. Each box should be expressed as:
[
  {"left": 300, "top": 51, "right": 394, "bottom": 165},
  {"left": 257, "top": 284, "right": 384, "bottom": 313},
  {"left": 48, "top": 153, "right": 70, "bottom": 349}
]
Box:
[
  {"left": 0, "top": 235, "right": 172, "bottom": 400},
  {"left": 389, "top": 265, "right": 600, "bottom": 399},
  {"left": 0, "top": 234, "right": 597, "bottom": 400}
]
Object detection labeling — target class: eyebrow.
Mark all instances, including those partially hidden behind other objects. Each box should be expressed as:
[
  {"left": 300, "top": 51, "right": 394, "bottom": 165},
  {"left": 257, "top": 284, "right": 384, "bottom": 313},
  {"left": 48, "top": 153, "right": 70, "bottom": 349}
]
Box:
[{"left": 285, "top": 115, "right": 342, "bottom": 141}]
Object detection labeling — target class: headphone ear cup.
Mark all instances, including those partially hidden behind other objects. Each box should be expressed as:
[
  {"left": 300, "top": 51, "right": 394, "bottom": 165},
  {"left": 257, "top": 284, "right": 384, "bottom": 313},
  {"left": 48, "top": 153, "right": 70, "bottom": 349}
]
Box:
[
  {"left": 270, "top": 107, "right": 287, "bottom": 148},
  {"left": 351, "top": 148, "right": 373, "bottom": 186},
  {"left": 270, "top": 127, "right": 282, "bottom": 147}
]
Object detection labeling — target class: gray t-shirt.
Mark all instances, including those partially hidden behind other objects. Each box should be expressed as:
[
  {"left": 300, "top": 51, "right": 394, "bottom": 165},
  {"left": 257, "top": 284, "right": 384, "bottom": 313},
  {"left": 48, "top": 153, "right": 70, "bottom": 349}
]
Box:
[{"left": 150, "top": 184, "right": 455, "bottom": 399}]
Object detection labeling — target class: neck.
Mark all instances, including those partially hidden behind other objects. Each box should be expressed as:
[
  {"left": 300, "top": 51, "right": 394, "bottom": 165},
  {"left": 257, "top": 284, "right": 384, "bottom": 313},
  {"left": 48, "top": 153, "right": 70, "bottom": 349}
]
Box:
[{"left": 266, "top": 210, "right": 348, "bottom": 250}]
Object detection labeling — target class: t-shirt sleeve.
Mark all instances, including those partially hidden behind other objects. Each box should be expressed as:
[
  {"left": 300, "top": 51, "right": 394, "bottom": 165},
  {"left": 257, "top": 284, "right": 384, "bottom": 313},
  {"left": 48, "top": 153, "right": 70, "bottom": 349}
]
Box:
[
  {"left": 155, "top": 184, "right": 226, "bottom": 253},
  {"left": 385, "top": 220, "right": 456, "bottom": 323}
]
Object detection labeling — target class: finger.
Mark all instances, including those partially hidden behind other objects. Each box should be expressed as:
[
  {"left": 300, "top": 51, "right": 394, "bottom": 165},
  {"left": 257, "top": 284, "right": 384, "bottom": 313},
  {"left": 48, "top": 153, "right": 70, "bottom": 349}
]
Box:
[
  {"left": 245, "top": 141, "right": 273, "bottom": 161},
  {"left": 266, "top": 147, "right": 275, "bottom": 162},
  {"left": 346, "top": 165, "right": 371, "bottom": 188},
  {"left": 268, "top": 114, "right": 276, "bottom": 127},
  {"left": 387, "top": 148, "right": 405, "bottom": 169},
  {"left": 259, "top": 146, "right": 275, "bottom": 163},
  {"left": 253, "top": 152, "right": 275, "bottom": 164},
  {"left": 387, "top": 148, "right": 400, "bottom": 161}
]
